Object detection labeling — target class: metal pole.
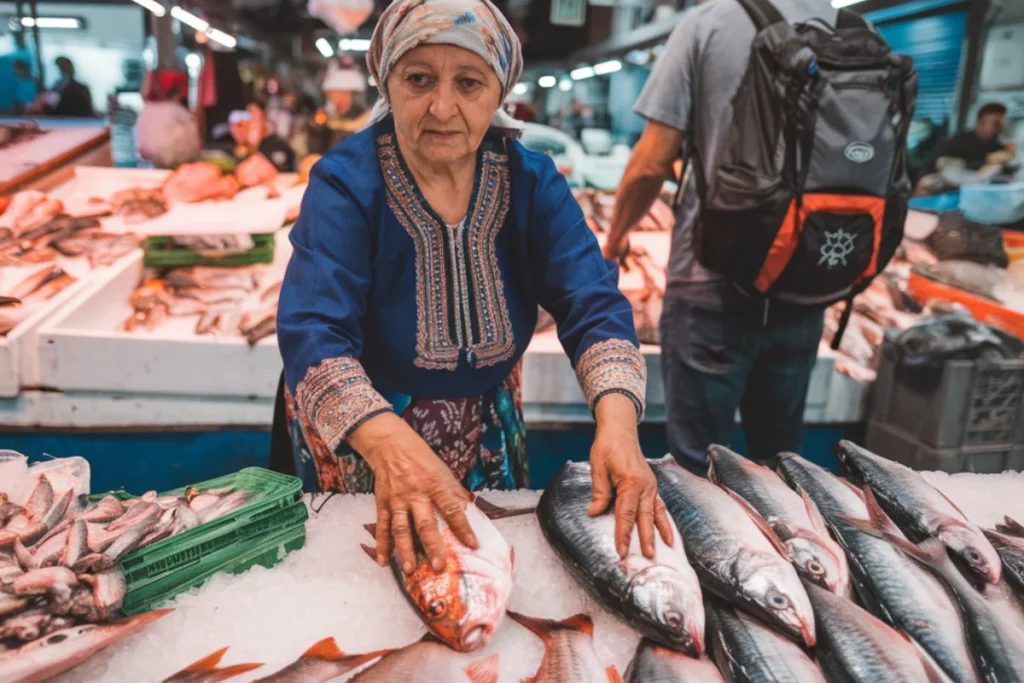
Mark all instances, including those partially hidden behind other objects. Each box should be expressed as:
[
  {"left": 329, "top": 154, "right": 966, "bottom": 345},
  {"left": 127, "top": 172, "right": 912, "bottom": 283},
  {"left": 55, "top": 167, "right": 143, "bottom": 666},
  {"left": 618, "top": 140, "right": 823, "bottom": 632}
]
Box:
[
  {"left": 13, "top": 0, "right": 26, "bottom": 50},
  {"left": 28, "top": 0, "right": 44, "bottom": 86},
  {"left": 152, "top": 4, "right": 177, "bottom": 71}
]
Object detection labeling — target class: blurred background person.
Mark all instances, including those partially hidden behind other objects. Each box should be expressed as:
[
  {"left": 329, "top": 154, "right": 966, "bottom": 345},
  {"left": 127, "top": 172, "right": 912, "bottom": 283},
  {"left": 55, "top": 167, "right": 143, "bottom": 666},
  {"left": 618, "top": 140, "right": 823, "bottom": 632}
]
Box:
[
  {"left": 227, "top": 103, "right": 297, "bottom": 173},
  {"left": 306, "top": 58, "right": 369, "bottom": 155},
  {"left": 50, "top": 57, "right": 94, "bottom": 117}
]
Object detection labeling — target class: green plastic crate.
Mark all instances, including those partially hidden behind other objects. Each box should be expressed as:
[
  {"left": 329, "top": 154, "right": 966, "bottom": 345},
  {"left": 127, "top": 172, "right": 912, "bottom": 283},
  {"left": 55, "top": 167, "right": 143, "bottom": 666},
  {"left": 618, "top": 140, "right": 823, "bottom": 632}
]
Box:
[
  {"left": 120, "top": 511, "right": 307, "bottom": 615},
  {"left": 142, "top": 233, "right": 276, "bottom": 268}
]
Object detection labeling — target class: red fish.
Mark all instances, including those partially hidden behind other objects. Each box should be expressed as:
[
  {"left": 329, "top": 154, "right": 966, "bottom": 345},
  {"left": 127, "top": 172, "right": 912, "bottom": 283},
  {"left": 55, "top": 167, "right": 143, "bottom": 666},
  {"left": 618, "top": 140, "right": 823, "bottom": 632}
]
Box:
[
  {"left": 163, "top": 647, "right": 263, "bottom": 682},
  {"left": 510, "top": 612, "right": 621, "bottom": 683}
]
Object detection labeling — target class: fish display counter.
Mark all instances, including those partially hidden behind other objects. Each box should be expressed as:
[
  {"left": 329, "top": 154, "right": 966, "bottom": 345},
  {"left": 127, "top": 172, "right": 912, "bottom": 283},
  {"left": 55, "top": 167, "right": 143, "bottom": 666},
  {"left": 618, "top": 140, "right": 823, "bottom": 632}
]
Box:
[
  {"left": 0, "top": 119, "right": 111, "bottom": 196},
  {"left": 2, "top": 449, "right": 1012, "bottom": 683}
]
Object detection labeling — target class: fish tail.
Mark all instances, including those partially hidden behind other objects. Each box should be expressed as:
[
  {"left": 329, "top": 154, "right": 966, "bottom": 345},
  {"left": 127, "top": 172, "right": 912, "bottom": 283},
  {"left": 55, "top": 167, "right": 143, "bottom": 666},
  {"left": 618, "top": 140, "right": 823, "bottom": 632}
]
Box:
[
  {"left": 173, "top": 647, "right": 229, "bottom": 674},
  {"left": 997, "top": 516, "right": 1024, "bottom": 537},
  {"left": 508, "top": 611, "right": 593, "bottom": 642},
  {"left": 860, "top": 487, "right": 900, "bottom": 534},
  {"left": 359, "top": 544, "right": 377, "bottom": 562},
  {"left": 839, "top": 515, "right": 947, "bottom": 569},
  {"left": 474, "top": 496, "right": 535, "bottom": 520},
  {"left": 464, "top": 653, "right": 499, "bottom": 683},
  {"left": 606, "top": 665, "right": 622, "bottom": 683},
  {"left": 363, "top": 523, "right": 377, "bottom": 538},
  {"left": 199, "top": 662, "right": 264, "bottom": 681},
  {"left": 300, "top": 636, "right": 392, "bottom": 666}
]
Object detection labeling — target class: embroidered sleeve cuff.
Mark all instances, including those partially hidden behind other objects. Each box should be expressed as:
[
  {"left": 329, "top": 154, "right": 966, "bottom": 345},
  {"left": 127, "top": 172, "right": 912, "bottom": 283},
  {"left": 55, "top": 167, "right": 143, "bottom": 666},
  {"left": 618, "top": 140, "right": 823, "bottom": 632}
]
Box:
[
  {"left": 575, "top": 339, "right": 647, "bottom": 422},
  {"left": 294, "top": 357, "right": 392, "bottom": 451}
]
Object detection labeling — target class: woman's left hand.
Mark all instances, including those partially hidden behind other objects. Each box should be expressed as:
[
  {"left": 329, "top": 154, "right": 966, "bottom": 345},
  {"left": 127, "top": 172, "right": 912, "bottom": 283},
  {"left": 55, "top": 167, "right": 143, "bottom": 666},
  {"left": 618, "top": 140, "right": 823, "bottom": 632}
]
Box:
[{"left": 588, "top": 393, "right": 674, "bottom": 560}]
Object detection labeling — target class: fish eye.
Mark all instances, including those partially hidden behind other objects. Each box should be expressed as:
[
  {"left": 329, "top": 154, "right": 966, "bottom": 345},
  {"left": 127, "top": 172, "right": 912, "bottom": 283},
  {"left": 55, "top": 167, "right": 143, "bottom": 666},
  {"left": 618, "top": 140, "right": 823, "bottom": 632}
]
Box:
[
  {"left": 965, "top": 549, "right": 981, "bottom": 564},
  {"left": 767, "top": 591, "right": 790, "bottom": 610},
  {"left": 427, "top": 598, "right": 449, "bottom": 619},
  {"left": 48, "top": 634, "right": 69, "bottom": 644},
  {"left": 663, "top": 610, "right": 683, "bottom": 630},
  {"left": 806, "top": 560, "right": 825, "bottom": 576}
]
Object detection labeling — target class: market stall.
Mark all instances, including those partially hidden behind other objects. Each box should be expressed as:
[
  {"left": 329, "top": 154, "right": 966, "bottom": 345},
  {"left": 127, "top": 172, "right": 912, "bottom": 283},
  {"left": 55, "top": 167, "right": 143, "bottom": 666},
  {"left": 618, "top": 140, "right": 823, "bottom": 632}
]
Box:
[{"left": 0, "top": 120, "right": 111, "bottom": 196}]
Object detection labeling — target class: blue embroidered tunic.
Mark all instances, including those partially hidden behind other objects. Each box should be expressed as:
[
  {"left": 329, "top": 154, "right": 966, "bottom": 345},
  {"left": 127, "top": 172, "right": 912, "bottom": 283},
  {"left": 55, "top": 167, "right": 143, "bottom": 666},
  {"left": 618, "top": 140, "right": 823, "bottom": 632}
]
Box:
[{"left": 277, "top": 118, "right": 646, "bottom": 489}]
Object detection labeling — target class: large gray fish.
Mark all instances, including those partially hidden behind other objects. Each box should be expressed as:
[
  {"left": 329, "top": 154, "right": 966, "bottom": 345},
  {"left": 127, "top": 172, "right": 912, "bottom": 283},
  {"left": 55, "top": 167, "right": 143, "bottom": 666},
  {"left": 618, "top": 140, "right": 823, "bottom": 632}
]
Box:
[
  {"left": 651, "top": 456, "right": 815, "bottom": 646},
  {"left": 831, "top": 490, "right": 979, "bottom": 683},
  {"left": 509, "top": 612, "right": 619, "bottom": 683},
  {"left": 806, "top": 580, "right": 943, "bottom": 683},
  {"left": 705, "top": 597, "right": 826, "bottom": 683},
  {"left": 624, "top": 639, "right": 724, "bottom": 683},
  {"left": 0, "top": 608, "right": 172, "bottom": 683},
  {"left": 776, "top": 457, "right": 978, "bottom": 683},
  {"left": 986, "top": 517, "right": 1024, "bottom": 600},
  {"left": 836, "top": 440, "right": 1001, "bottom": 585},
  {"left": 844, "top": 519, "right": 1024, "bottom": 683},
  {"left": 707, "top": 446, "right": 849, "bottom": 596},
  {"left": 538, "top": 460, "right": 704, "bottom": 654}
]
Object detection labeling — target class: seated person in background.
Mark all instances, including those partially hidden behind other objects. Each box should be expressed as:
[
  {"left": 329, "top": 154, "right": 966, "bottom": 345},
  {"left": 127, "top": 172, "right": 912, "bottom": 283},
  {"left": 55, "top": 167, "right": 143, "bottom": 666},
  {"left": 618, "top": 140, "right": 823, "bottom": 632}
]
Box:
[{"left": 937, "top": 102, "right": 1016, "bottom": 175}]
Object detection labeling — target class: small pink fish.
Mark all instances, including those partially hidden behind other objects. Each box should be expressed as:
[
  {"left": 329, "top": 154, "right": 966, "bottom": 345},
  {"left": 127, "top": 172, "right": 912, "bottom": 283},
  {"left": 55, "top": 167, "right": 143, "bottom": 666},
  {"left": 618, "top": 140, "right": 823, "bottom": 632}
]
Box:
[{"left": 510, "top": 612, "right": 620, "bottom": 683}]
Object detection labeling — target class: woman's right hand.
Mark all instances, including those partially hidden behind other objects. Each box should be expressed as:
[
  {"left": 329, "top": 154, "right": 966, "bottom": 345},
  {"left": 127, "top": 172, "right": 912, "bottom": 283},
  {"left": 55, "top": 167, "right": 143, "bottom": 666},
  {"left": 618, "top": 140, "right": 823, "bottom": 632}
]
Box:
[{"left": 348, "top": 412, "right": 478, "bottom": 575}]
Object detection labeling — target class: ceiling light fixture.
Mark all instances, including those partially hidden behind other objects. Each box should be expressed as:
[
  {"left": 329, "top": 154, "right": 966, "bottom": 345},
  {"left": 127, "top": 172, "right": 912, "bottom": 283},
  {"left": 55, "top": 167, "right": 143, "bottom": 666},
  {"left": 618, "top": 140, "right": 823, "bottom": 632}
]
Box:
[
  {"left": 593, "top": 59, "right": 622, "bottom": 75},
  {"left": 830, "top": 0, "right": 865, "bottom": 7},
  {"left": 570, "top": 66, "right": 594, "bottom": 81},
  {"left": 170, "top": 6, "right": 208, "bottom": 32},
  {"left": 538, "top": 75, "right": 557, "bottom": 88},
  {"left": 559, "top": 79, "right": 572, "bottom": 92},
  {"left": 338, "top": 38, "right": 371, "bottom": 52},
  {"left": 206, "top": 28, "right": 236, "bottom": 49},
  {"left": 315, "top": 37, "right": 335, "bottom": 58},
  {"left": 130, "top": 0, "right": 166, "bottom": 17},
  {"left": 512, "top": 83, "right": 528, "bottom": 95},
  {"left": 19, "top": 16, "right": 82, "bottom": 29}
]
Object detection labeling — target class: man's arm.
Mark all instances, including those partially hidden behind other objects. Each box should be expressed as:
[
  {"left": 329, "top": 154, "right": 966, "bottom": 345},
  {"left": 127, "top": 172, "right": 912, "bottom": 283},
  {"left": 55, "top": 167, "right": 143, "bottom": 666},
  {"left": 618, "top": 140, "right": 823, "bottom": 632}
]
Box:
[{"left": 603, "top": 120, "right": 684, "bottom": 263}]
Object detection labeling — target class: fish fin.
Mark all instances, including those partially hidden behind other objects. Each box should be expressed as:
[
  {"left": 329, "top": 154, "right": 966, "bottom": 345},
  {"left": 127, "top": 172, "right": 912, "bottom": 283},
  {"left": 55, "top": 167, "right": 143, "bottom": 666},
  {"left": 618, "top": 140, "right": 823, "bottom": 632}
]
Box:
[
  {"left": 997, "top": 516, "right": 1024, "bottom": 537},
  {"left": 474, "top": 496, "right": 535, "bottom": 520},
  {"left": 861, "top": 487, "right": 900, "bottom": 535},
  {"left": 931, "top": 486, "right": 971, "bottom": 522},
  {"left": 723, "top": 488, "right": 789, "bottom": 557},
  {"left": 301, "top": 637, "right": 345, "bottom": 660},
  {"left": 606, "top": 666, "right": 622, "bottom": 683},
  {"left": 837, "top": 476, "right": 867, "bottom": 500},
  {"left": 176, "top": 647, "right": 229, "bottom": 674},
  {"left": 200, "top": 662, "right": 264, "bottom": 682},
  {"left": 464, "top": 653, "right": 500, "bottom": 683},
  {"left": 800, "top": 489, "right": 830, "bottom": 536},
  {"left": 839, "top": 516, "right": 948, "bottom": 569},
  {"left": 706, "top": 453, "right": 719, "bottom": 483},
  {"left": 359, "top": 544, "right": 377, "bottom": 562},
  {"left": 508, "top": 611, "right": 593, "bottom": 642},
  {"left": 363, "top": 523, "right": 377, "bottom": 538}
]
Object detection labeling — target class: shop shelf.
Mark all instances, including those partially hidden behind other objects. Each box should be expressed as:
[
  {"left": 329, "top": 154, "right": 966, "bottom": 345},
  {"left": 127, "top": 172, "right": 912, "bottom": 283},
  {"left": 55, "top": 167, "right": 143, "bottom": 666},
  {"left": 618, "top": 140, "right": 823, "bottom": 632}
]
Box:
[
  {"left": 960, "top": 182, "right": 1024, "bottom": 226},
  {"left": 871, "top": 344, "right": 1024, "bottom": 449},
  {"left": 866, "top": 419, "right": 1024, "bottom": 473}
]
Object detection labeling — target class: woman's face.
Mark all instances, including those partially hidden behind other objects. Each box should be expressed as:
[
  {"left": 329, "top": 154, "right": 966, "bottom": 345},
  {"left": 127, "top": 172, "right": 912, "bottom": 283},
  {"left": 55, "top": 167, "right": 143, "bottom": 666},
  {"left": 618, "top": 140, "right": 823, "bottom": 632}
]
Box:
[{"left": 388, "top": 44, "right": 502, "bottom": 165}]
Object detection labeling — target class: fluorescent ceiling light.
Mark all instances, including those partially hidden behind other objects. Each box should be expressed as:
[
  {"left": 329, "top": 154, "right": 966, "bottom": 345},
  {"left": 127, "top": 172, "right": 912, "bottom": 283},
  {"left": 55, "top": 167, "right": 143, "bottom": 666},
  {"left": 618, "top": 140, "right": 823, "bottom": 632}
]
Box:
[
  {"left": 130, "top": 0, "right": 166, "bottom": 17},
  {"left": 512, "top": 83, "right": 528, "bottom": 95},
  {"left": 184, "top": 52, "right": 201, "bottom": 69},
  {"left": 339, "top": 38, "right": 371, "bottom": 52},
  {"left": 831, "top": 0, "right": 865, "bottom": 6},
  {"left": 20, "top": 16, "right": 81, "bottom": 29},
  {"left": 570, "top": 66, "right": 594, "bottom": 81},
  {"left": 559, "top": 79, "right": 572, "bottom": 92},
  {"left": 170, "top": 6, "right": 208, "bottom": 32},
  {"left": 315, "top": 37, "right": 334, "bottom": 58},
  {"left": 538, "top": 75, "right": 557, "bottom": 88},
  {"left": 206, "top": 28, "right": 236, "bottom": 49},
  {"left": 625, "top": 49, "right": 649, "bottom": 65},
  {"left": 593, "top": 59, "right": 622, "bottom": 75}
]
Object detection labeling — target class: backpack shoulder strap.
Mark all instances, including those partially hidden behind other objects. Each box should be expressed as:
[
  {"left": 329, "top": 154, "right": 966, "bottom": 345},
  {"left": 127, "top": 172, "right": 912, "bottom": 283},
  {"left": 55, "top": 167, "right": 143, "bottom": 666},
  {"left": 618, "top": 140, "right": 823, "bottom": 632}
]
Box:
[
  {"left": 734, "top": 0, "right": 785, "bottom": 32},
  {"left": 835, "top": 8, "right": 872, "bottom": 31}
]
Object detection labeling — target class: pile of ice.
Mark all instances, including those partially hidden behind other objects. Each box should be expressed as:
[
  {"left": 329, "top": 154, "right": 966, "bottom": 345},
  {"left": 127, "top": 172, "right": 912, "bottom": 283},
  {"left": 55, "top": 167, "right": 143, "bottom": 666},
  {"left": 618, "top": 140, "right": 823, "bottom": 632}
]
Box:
[{"left": 55, "top": 470, "right": 1024, "bottom": 683}]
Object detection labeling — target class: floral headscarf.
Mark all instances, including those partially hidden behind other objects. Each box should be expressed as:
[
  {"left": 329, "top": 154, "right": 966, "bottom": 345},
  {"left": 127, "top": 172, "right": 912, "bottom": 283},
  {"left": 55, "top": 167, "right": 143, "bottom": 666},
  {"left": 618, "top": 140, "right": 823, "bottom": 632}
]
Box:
[{"left": 365, "top": 0, "right": 524, "bottom": 135}]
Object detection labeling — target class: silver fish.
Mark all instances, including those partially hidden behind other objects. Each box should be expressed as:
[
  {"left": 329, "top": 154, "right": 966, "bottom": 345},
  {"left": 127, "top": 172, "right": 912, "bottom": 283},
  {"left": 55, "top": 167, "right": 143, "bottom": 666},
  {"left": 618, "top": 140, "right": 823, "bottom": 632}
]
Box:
[
  {"left": 847, "top": 523, "right": 1024, "bottom": 683},
  {"left": 624, "top": 639, "right": 724, "bottom": 683},
  {"left": 538, "top": 460, "right": 704, "bottom": 654},
  {"left": 806, "top": 580, "right": 939, "bottom": 683},
  {"left": 81, "top": 496, "right": 126, "bottom": 523},
  {"left": 4, "top": 515, "right": 46, "bottom": 546},
  {"left": 37, "top": 489, "right": 73, "bottom": 532},
  {"left": 509, "top": 612, "right": 618, "bottom": 683},
  {"left": 254, "top": 637, "right": 391, "bottom": 682},
  {"left": 163, "top": 646, "right": 263, "bottom": 682},
  {"left": 105, "top": 500, "right": 161, "bottom": 532},
  {"left": 708, "top": 446, "right": 849, "bottom": 596},
  {"left": 775, "top": 453, "right": 868, "bottom": 521},
  {"left": 706, "top": 597, "right": 826, "bottom": 683},
  {"left": 61, "top": 519, "right": 88, "bottom": 568},
  {"left": 78, "top": 567, "right": 127, "bottom": 621},
  {"left": 836, "top": 440, "right": 1001, "bottom": 585},
  {"left": 0, "top": 608, "right": 173, "bottom": 683},
  {"left": 74, "top": 513, "right": 157, "bottom": 572},
  {"left": 28, "top": 527, "right": 68, "bottom": 568},
  {"left": 651, "top": 456, "right": 815, "bottom": 646}
]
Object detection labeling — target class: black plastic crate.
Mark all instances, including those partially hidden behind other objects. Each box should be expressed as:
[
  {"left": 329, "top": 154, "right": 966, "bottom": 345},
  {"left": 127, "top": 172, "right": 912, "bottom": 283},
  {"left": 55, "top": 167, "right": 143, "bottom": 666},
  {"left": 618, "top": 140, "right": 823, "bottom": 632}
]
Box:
[
  {"left": 871, "top": 346, "right": 1024, "bottom": 449},
  {"left": 866, "top": 419, "right": 1024, "bottom": 473}
]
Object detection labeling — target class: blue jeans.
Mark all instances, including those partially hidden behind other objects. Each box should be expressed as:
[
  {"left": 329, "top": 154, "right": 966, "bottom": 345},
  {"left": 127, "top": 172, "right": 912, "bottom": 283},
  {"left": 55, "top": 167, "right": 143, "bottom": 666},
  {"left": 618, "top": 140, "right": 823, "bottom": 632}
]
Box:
[{"left": 660, "top": 282, "right": 825, "bottom": 471}]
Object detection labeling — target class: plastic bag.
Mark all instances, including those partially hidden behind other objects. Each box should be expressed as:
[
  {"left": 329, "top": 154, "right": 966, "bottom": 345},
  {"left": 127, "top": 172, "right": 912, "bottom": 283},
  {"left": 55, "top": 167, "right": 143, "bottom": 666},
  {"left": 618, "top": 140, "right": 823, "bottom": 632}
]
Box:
[
  {"left": 308, "top": 0, "right": 373, "bottom": 35},
  {"left": 924, "top": 212, "right": 1009, "bottom": 267},
  {"left": 884, "top": 314, "right": 1024, "bottom": 393}
]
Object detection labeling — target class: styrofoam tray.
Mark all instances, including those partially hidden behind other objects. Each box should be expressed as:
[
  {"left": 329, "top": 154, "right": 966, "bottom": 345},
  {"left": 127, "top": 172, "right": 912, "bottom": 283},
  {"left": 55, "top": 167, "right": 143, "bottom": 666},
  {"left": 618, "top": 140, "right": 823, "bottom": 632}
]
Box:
[
  {"left": 0, "top": 255, "right": 127, "bottom": 397},
  {"left": 36, "top": 251, "right": 284, "bottom": 399}
]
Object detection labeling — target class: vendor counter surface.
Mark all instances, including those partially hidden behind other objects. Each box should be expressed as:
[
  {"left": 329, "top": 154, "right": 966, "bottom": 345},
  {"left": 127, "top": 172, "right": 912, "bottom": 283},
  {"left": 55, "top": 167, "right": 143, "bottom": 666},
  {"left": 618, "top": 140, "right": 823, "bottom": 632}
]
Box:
[{"left": 0, "top": 119, "right": 111, "bottom": 194}]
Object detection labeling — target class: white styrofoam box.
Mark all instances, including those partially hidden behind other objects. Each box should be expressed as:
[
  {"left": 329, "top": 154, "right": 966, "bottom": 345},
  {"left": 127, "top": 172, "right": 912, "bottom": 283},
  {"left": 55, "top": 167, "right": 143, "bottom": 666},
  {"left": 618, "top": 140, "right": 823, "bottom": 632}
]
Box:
[
  {"left": 0, "top": 393, "right": 39, "bottom": 427},
  {"left": 979, "top": 23, "right": 1024, "bottom": 91},
  {"left": 0, "top": 256, "right": 117, "bottom": 397},
  {"left": 37, "top": 252, "right": 283, "bottom": 399},
  {"left": 31, "top": 391, "right": 273, "bottom": 428}
]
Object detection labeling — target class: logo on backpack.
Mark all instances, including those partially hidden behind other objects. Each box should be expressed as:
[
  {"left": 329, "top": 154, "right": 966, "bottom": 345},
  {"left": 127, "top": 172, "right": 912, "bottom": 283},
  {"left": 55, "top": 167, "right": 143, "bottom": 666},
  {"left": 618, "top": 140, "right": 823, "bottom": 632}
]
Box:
[
  {"left": 844, "top": 142, "right": 875, "bottom": 163},
  {"left": 818, "top": 228, "right": 856, "bottom": 269}
]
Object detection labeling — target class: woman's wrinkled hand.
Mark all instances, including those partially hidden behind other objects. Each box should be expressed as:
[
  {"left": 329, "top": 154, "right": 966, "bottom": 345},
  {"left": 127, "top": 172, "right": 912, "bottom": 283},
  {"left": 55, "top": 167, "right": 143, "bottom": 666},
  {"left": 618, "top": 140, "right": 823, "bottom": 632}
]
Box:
[
  {"left": 348, "top": 412, "right": 477, "bottom": 575},
  {"left": 588, "top": 393, "right": 674, "bottom": 560}
]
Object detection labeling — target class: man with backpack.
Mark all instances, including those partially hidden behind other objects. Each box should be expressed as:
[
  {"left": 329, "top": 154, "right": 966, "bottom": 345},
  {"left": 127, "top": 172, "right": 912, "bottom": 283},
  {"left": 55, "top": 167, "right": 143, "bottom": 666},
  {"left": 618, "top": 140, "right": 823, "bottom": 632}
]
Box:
[{"left": 605, "top": 0, "right": 916, "bottom": 470}]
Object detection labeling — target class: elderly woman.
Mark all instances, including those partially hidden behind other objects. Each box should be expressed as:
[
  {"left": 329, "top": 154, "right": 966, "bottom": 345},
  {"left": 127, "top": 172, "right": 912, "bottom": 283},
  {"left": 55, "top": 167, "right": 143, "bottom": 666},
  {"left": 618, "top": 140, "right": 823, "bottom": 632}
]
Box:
[{"left": 277, "top": 0, "right": 672, "bottom": 576}]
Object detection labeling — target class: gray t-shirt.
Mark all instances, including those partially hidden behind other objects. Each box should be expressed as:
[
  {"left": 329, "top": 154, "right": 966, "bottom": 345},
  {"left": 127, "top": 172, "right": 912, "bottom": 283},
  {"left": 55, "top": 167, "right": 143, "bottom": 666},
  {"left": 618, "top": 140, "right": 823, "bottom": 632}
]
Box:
[{"left": 635, "top": 0, "right": 837, "bottom": 287}]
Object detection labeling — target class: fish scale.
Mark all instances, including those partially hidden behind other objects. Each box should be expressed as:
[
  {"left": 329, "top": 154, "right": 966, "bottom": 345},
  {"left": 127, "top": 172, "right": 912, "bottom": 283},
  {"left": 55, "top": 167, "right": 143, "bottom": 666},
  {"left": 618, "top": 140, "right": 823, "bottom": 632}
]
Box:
[{"left": 650, "top": 457, "right": 815, "bottom": 647}]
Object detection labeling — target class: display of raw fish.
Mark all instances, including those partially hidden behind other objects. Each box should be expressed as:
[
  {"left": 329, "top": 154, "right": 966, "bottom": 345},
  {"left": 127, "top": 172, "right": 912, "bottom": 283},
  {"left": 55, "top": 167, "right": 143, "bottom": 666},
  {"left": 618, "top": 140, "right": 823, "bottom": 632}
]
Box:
[
  {"left": 775, "top": 453, "right": 869, "bottom": 522},
  {"left": 361, "top": 501, "right": 513, "bottom": 652},
  {"left": 109, "top": 187, "right": 168, "bottom": 223},
  {"left": 163, "top": 646, "right": 263, "bottom": 682},
  {"left": 836, "top": 440, "right": 1002, "bottom": 585},
  {"left": 0, "top": 608, "right": 172, "bottom": 683},
  {"left": 650, "top": 456, "right": 815, "bottom": 647},
  {"left": 509, "top": 612, "right": 619, "bottom": 683},
  {"left": 236, "top": 153, "right": 280, "bottom": 188},
  {"left": 707, "top": 446, "right": 850, "bottom": 597},
  {"left": 537, "top": 461, "right": 704, "bottom": 654},
  {"left": 345, "top": 635, "right": 498, "bottom": 683},
  {"left": 986, "top": 517, "right": 1024, "bottom": 599},
  {"left": 253, "top": 637, "right": 388, "bottom": 682},
  {"left": 705, "top": 597, "right": 825, "bottom": 683},
  {"left": 805, "top": 581, "right": 939, "bottom": 683},
  {"left": 163, "top": 162, "right": 234, "bottom": 203},
  {"left": 848, "top": 526, "right": 1024, "bottom": 683},
  {"left": 624, "top": 638, "right": 724, "bottom": 683},
  {"left": 830, "top": 490, "right": 979, "bottom": 683}
]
